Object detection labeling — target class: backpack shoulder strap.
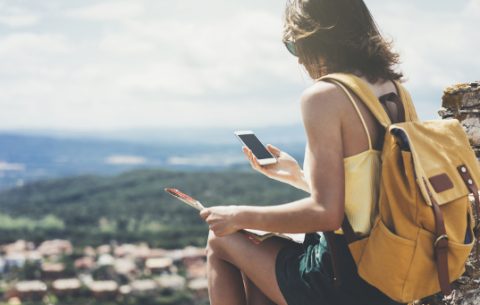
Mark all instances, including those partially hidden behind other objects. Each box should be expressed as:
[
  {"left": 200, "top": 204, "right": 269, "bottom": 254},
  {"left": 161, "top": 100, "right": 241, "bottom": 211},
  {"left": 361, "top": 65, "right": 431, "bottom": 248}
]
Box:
[
  {"left": 392, "top": 80, "right": 420, "bottom": 122},
  {"left": 319, "top": 73, "right": 418, "bottom": 127}
]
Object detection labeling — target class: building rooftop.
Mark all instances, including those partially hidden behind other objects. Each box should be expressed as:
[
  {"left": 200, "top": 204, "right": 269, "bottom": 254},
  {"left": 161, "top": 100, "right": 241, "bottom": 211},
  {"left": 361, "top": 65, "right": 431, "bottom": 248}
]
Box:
[
  {"left": 15, "top": 281, "right": 47, "bottom": 293},
  {"left": 52, "top": 278, "right": 81, "bottom": 290}
]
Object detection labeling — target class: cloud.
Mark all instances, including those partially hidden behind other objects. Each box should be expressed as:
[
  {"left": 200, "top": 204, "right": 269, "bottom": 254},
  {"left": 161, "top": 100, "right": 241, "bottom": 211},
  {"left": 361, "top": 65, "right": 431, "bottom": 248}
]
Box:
[
  {"left": 0, "top": 33, "right": 69, "bottom": 55},
  {"left": 0, "top": 13, "right": 38, "bottom": 27},
  {"left": 0, "top": 1, "right": 303, "bottom": 130},
  {"left": 366, "top": 0, "right": 480, "bottom": 118},
  {"left": 466, "top": 0, "right": 480, "bottom": 16},
  {"left": 105, "top": 155, "right": 147, "bottom": 165},
  {"left": 0, "top": 161, "right": 25, "bottom": 171},
  {"left": 0, "top": 0, "right": 478, "bottom": 131},
  {"left": 167, "top": 154, "right": 244, "bottom": 167},
  {"left": 67, "top": 1, "right": 145, "bottom": 21},
  {"left": 95, "top": 10, "right": 301, "bottom": 98},
  {"left": 0, "top": 4, "right": 39, "bottom": 27},
  {"left": 98, "top": 33, "right": 156, "bottom": 55}
]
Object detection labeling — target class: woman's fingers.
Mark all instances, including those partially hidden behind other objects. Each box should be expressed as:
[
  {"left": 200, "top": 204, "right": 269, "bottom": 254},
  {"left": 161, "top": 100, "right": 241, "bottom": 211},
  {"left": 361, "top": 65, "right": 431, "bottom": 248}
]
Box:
[
  {"left": 242, "top": 146, "right": 277, "bottom": 176},
  {"left": 249, "top": 151, "right": 261, "bottom": 168},
  {"left": 199, "top": 208, "right": 211, "bottom": 220},
  {"left": 243, "top": 147, "right": 260, "bottom": 170},
  {"left": 242, "top": 146, "right": 251, "bottom": 162},
  {"left": 266, "top": 144, "right": 281, "bottom": 158}
]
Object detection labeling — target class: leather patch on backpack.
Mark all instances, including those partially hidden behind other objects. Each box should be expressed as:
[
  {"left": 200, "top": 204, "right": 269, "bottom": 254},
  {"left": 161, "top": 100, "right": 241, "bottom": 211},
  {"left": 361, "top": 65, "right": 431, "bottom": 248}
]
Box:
[{"left": 429, "top": 173, "right": 454, "bottom": 193}]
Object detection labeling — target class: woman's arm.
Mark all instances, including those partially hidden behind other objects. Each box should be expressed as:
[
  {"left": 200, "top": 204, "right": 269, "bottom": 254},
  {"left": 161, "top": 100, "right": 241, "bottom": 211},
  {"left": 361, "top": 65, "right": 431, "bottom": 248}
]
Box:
[
  {"left": 201, "top": 82, "right": 346, "bottom": 236},
  {"left": 235, "top": 197, "right": 337, "bottom": 234}
]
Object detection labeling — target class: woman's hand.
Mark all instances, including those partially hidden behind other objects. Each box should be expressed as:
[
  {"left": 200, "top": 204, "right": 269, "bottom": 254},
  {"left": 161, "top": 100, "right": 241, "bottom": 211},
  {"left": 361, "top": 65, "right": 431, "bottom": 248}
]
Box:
[
  {"left": 243, "top": 144, "right": 304, "bottom": 188},
  {"left": 199, "top": 206, "right": 243, "bottom": 237}
]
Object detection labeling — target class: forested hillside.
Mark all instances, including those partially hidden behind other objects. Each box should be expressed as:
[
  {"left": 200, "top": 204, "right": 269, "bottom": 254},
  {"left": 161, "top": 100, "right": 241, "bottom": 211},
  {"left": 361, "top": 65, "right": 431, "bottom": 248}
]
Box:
[{"left": 0, "top": 168, "right": 307, "bottom": 248}]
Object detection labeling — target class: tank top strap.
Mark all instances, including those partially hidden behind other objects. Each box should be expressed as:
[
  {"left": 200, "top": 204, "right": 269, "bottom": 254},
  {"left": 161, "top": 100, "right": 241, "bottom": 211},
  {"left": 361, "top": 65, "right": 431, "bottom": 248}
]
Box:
[
  {"left": 329, "top": 79, "right": 373, "bottom": 150},
  {"left": 319, "top": 73, "right": 392, "bottom": 127}
]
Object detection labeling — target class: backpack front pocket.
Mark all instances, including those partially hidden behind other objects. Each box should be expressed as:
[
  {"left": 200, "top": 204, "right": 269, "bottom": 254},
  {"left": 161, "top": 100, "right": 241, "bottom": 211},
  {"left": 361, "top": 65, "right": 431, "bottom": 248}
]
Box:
[{"left": 357, "top": 218, "right": 416, "bottom": 303}]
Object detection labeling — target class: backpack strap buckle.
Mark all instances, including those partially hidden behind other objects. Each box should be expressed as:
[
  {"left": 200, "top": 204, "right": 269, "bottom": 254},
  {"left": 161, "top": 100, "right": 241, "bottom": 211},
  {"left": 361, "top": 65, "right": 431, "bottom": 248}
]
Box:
[{"left": 434, "top": 234, "right": 449, "bottom": 248}]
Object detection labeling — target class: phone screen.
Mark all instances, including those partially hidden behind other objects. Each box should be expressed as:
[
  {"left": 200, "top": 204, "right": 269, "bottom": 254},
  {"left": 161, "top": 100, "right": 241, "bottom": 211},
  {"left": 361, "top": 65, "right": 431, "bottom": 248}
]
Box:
[{"left": 237, "top": 133, "right": 274, "bottom": 160}]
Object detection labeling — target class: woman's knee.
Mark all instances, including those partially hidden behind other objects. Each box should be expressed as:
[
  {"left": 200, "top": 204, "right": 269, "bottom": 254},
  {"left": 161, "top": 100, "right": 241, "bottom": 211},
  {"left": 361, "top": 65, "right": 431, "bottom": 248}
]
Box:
[
  {"left": 205, "top": 230, "right": 237, "bottom": 261},
  {"left": 205, "top": 230, "right": 225, "bottom": 259}
]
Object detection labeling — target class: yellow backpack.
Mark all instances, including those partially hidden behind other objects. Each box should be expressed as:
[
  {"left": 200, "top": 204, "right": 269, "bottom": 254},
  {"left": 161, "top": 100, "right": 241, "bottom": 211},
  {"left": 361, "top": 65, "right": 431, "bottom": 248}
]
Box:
[{"left": 320, "top": 73, "right": 480, "bottom": 303}]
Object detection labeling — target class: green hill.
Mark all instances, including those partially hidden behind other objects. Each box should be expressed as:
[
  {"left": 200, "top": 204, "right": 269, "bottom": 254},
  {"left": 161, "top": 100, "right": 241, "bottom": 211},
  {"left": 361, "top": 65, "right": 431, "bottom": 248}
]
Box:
[{"left": 0, "top": 168, "right": 307, "bottom": 248}]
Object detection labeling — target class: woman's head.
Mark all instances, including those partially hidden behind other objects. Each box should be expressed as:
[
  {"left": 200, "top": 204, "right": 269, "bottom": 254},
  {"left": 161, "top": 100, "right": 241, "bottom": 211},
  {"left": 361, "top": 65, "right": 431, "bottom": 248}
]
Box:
[{"left": 283, "top": 0, "right": 402, "bottom": 82}]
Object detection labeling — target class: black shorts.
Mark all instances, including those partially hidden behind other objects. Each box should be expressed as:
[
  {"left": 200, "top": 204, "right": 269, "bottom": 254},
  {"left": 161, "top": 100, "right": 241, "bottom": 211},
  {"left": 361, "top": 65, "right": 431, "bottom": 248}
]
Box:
[{"left": 275, "top": 232, "right": 403, "bottom": 305}]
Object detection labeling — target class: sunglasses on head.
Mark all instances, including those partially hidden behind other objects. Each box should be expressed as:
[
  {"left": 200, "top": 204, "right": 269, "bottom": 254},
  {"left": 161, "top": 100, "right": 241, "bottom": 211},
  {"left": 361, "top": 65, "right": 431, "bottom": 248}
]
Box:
[{"left": 283, "top": 39, "right": 298, "bottom": 57}]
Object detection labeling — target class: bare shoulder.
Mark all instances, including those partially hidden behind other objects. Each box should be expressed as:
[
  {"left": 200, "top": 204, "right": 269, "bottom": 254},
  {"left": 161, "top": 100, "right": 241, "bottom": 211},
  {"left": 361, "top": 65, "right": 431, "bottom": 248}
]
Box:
[
  {"left": 300, "top": 80, "right": 346, "bottom": 146},
  {"left": 300, "top": 80, "right": 349, "bottom": 120}
]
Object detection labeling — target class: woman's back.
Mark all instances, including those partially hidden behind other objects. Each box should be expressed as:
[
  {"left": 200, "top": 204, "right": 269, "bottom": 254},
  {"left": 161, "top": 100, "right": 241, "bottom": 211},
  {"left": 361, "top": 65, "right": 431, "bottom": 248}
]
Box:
[{"left": 302, "top": 75, "right": 403, "bottom": 235}]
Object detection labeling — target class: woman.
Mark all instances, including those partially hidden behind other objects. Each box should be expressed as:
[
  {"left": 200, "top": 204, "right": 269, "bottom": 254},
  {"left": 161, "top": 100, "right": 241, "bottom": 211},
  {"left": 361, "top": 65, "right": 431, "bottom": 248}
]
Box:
[{"left": 200, "top": 0, "right": 409, "bottom": 304}]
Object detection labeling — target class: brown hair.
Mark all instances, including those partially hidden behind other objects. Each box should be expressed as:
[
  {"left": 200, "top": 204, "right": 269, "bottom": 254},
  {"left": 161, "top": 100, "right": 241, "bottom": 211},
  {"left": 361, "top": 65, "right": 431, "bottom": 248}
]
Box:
[{"left": 283, "top": 0, "right": 403, "bottom": 82}]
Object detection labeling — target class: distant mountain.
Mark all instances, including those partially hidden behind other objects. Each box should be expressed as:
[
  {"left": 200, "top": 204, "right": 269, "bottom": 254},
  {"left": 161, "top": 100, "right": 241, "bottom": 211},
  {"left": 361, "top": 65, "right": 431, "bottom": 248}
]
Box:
[
  {"left": 0, "top": 124, "right": 307, "bottom": 145},
  {"left": 0, "top": 168, "right": 307, "bottom": 248},
  {"left": 0, "top": 129, "right": 306, "bottom": 190}
]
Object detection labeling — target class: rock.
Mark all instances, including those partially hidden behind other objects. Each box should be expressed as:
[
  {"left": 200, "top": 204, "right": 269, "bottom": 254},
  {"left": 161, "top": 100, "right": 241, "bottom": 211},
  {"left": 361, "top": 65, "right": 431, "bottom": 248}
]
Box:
[
  {"left": 426, "top": 81, "right": 480, "bottom": 305},
  {"left": 439, "top": 81, "right": 480, "bottom": 157},
  {"left": 416, "top": 253, "right": 479, "bottom": 305}
]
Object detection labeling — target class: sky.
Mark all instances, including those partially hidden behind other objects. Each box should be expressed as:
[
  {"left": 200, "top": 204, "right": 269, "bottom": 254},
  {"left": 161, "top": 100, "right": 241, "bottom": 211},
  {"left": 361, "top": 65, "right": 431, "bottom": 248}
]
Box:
[{"left": 0, "top": 0, "right": 479, "bottom": 132}]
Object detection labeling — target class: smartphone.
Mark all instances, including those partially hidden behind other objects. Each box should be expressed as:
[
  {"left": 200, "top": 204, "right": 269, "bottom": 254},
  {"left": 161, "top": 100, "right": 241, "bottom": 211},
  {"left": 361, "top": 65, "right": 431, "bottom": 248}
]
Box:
[{"left": 234, "top": 130, "right": 277, "bottom": 166}]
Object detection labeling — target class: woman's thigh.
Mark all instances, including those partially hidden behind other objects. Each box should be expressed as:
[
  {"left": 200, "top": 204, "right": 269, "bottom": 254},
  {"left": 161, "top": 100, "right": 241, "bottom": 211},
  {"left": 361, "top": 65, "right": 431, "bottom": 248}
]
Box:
[
  {"left": 242, "top": 273, "right": 276, "bottom": 305},
  {"left": 207, "top": 230, "right": 299, "bottom": 305}
]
